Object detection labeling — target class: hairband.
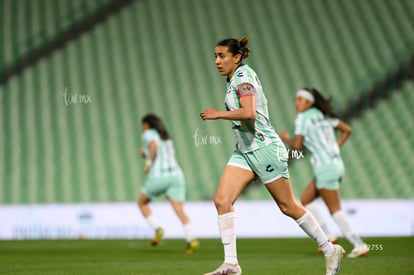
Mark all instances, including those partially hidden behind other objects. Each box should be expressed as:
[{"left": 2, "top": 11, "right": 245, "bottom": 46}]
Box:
[{"left": 296, "top": 89, "right": 315, "bottom": 103}]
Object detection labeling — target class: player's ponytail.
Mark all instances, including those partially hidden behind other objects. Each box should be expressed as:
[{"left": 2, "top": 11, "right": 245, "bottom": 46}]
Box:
[
  {"left": 238, "top": 37, "right": 250, "bottom": 59},
  {"left": 306, "top": 88, "right": 338, "bottom": 118},
  {"left": 142, "top": 114, "right": 170, "bottom": 140},
  {"left": 217, "top": 36, "right": 250, "bottom": 61}
]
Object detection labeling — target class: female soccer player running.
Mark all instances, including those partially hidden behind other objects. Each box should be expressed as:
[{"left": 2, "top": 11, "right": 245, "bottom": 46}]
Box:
[
  {"left": 138, "top": 114, "right": 199, "bottom": 254},
  {"left": 281, "top": 88, "right": 369, "bottom": 258},
  {"left": 200, "top": 38, "right": 344, "bottom": 275}
]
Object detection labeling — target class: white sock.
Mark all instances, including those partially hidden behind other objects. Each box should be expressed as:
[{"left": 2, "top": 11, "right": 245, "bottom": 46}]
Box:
[
  {"left": 296, "top": 211, "right": 335, "bottom": 256},
  {"left": 218, "top": 212, "right": 238, "bottom": 265},
  {"left": 332, "top": 210, "right": 364, "bottom": 247},
  {"left": 145, "top": 214, "right": 160, "bottom": 230},
  {"left": 183, "top": 223, "right": 195, "bottom": 242},
  {"left": 306, "top": 202, "right": 331, "bottom": 235}
]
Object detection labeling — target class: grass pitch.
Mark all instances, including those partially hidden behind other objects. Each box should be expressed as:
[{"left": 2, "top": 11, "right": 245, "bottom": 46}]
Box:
[{"left": 0, "top": 237, "right": 413, "bottom": 274}]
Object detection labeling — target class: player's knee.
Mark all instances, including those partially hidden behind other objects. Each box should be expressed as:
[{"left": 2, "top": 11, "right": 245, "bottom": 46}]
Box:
[
  {"left": 300, "top": 194, "right": 308, "bottom": 206},
  {"left": 138, "top": 199, "right": 146, "bottom": 208},
  {"left": 138, "top": 193, "right": 150, "bottom": 207},
  {"left": 214, "top": 195, "right": 232, "bottom": 212},
  {"left": 213, "top": 196, "right": 224, "bottom": 208},
  {"left": 278, "top": 204, "right": 291, "bottom": 216},
  {"left": 278, "top": 201, "right": 297, "bottom": 218}
]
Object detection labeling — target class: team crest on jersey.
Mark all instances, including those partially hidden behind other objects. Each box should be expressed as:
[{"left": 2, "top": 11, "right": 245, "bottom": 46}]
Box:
[{"left": 237, "top": 83, "right": 255, "bottom": 97}]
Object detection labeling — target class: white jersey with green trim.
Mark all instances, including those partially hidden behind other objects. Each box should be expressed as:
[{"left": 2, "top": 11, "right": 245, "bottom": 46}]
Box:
[
  {"left": 294, "top": 107, "right": 340, "bottom": 167},
  {"left": 142, "top": 129, "right": 182, "bottom": 177},
  {"left": 224, "top": 64, "right": 280, "bottom": 153}
]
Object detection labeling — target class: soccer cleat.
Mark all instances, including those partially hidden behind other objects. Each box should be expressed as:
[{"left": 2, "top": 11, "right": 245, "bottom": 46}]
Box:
[
  {"left": 150, "top": 227, "right": 164, "bottom": 246},
  {"left": 347, "top": 244, "right": 369, "bottom": 258},
  {"left": 204, "top": 262, "right": 242, "bottom": 275},
  {"left": 317, "top": 234, "right": 338, "bottom": 254},
  {"left": 325, "top": 244, "right": 345, "bottom": 275},
  {"left": 185, "top": 238, "right": 200, "bottom": 254}
]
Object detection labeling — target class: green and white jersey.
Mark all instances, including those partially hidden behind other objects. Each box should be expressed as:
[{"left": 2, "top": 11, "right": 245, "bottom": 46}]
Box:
[
  {"left": 294, "top": 107, "right": 340, "bottom": 167},
  {"left": 225, "top": 64, "right": 280, "bottom": 153},
  {"left": 142, "top": 129, "right": 182, "bottom": 177}
]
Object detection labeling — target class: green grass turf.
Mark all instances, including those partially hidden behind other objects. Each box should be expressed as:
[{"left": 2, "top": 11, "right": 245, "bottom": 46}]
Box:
[{"left": 0, "top": 237, "right": 413, "bottom": 274}]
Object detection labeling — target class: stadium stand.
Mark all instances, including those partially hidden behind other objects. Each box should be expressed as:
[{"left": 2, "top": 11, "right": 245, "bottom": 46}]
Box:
[
  {"left": 1, "top": 0, "right": 413, "bottom": 203},
  {"left": 0, "top": 0, "right": 114, "bottom": 69}
]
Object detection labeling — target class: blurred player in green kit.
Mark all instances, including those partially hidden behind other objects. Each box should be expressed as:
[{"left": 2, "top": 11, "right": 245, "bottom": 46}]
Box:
[
  {"left": 281, "top": 88, "right": 368, "bottom": 258},
  {"left": 138, "top": 114, "right": 199, "bottom": 254}
]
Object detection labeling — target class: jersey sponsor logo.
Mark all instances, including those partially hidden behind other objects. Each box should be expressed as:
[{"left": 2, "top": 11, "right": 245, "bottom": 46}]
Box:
[
  {"left": 232, "top": 124, "right": 241, "bottom": 129},
  {"left": 257, "top": 132, "right": 265, "bottom": 141},
  {"left": 237, "top": 83, "right": 255, "bottom": 97},
  {"left": 226, "top": 82, "right": 233, "bottom": 94},
  {"left": 237, "top": 71, "right": 244, "bottom": 77},
  {"left": 265, "top": 165, "right": 274, "bottom": 173}
]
